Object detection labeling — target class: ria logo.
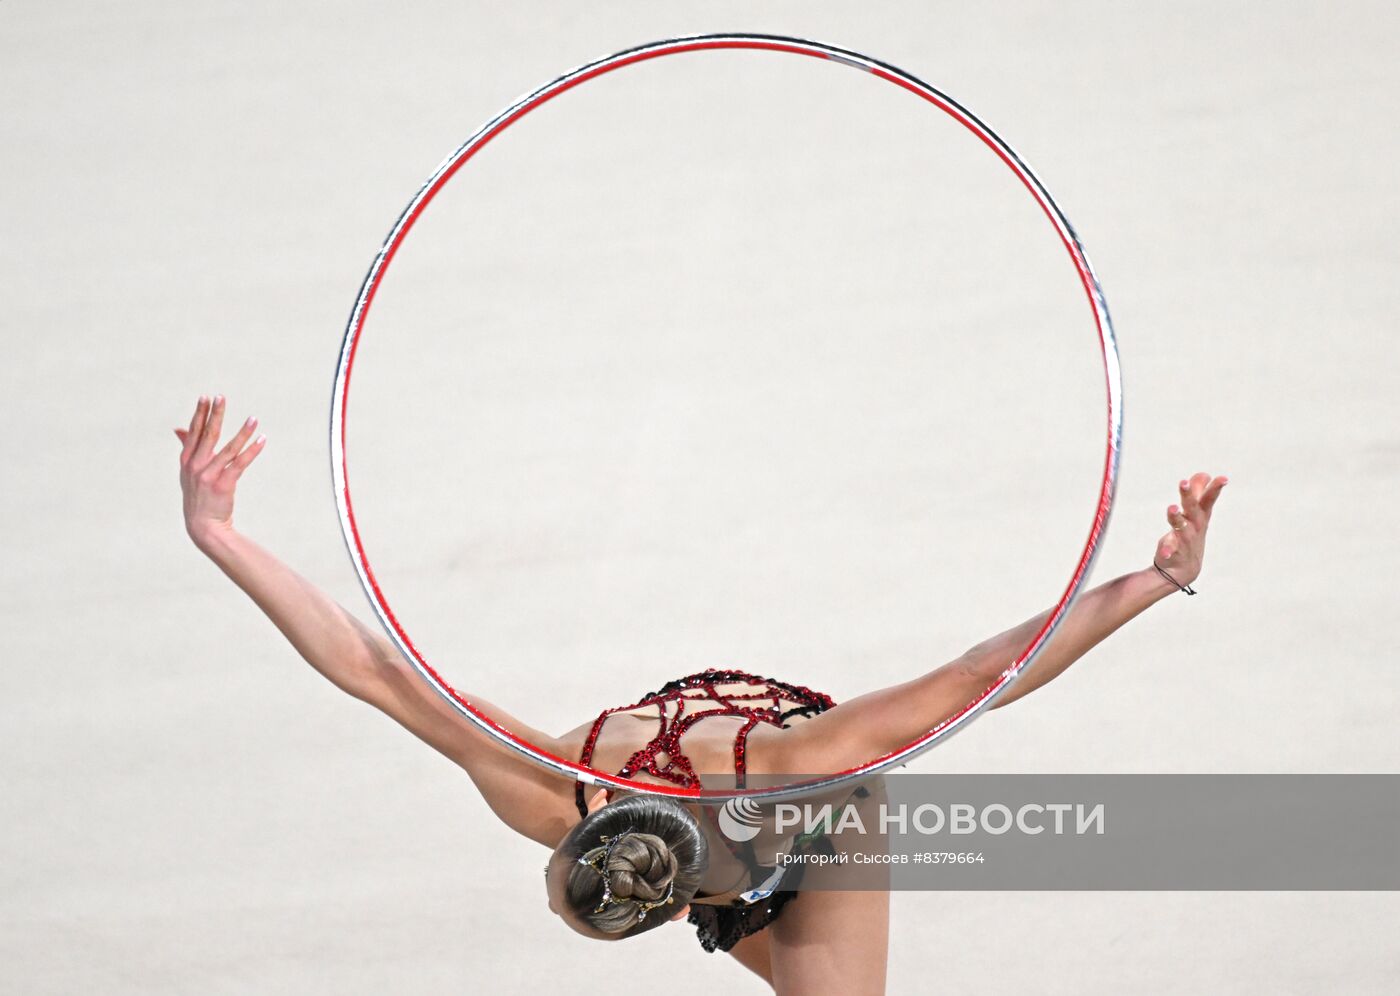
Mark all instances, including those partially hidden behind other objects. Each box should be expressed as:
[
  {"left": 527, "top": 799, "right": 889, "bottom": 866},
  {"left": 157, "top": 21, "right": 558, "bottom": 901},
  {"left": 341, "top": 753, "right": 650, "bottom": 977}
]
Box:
[{"left": 718, "top": 797, "right": 765, "bottom": 842}]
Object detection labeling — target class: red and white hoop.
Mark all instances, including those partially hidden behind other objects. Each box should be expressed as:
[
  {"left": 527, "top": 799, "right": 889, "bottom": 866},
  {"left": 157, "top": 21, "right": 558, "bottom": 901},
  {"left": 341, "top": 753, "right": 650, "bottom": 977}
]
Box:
[{"left": 331, "top": 33, "right": 1123, "bottom": 804}]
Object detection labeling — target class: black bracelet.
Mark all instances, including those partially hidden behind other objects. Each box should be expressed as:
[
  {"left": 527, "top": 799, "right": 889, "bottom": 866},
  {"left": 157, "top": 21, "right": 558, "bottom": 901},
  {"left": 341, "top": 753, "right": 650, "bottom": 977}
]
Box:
[{"left": 1153, "top": 560, "right": 1197, "bottom": 595}]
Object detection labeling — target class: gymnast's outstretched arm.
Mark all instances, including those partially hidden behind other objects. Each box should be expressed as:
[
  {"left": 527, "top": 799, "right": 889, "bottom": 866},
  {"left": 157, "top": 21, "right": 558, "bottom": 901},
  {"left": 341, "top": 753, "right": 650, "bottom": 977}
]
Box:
[
  {"left": 174, "top": 396, "right": 576, "bottom": 846},
  {"left": 773, "top": 473, "right": 1229, "bottom": 773}
]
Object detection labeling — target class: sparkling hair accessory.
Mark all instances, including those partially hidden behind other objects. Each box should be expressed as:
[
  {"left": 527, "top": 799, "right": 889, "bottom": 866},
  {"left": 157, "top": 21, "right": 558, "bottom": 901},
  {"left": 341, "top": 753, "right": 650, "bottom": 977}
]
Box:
[{"left": 576, "top": 827, "right": 677, "bottom": 921}]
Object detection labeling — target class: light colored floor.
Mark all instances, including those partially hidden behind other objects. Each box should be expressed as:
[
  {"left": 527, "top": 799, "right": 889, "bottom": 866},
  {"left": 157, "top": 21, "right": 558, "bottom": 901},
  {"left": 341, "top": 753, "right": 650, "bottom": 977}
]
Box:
[{"left": 3, "top": 2, "right": 1398, "bottom": 993}]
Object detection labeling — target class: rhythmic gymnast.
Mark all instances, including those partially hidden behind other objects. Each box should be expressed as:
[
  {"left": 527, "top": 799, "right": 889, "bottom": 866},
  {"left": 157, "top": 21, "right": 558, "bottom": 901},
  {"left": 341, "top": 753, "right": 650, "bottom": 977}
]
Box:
[{"left": 174, "top": 394, "right": 1228, "bottom": 994}]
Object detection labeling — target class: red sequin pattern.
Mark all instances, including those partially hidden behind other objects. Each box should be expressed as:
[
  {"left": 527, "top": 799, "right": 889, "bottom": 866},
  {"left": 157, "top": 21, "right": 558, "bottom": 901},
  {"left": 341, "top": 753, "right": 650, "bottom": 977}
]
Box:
[{"left": 575, "top": 669, "right": 836, "bottom": 817}]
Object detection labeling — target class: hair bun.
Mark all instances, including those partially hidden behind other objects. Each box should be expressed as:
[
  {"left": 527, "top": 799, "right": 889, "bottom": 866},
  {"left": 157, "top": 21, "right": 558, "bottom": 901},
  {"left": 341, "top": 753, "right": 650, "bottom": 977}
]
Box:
[
  {"left": 605, "top": 831, "right": 679, "bottom": 903},
  {"left": 561, "top": 794, "right": 708, "bottom": 936}
]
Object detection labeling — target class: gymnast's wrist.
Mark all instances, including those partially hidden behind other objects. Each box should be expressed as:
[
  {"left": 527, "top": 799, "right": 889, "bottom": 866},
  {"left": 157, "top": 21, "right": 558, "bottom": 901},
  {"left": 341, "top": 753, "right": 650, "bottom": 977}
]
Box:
[
  {"left": 188, "top": 520, "right": 239, "bottom": 557},
  {"left": 1146, "top": 561, "right": 1196, "bottom": 597}
]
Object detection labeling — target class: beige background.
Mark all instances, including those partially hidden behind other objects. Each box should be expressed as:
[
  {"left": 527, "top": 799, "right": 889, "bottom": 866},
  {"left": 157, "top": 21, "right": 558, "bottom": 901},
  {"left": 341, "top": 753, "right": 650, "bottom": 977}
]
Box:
[{"left": 3, "top": 2, "right": 1397, "bottom": 993}]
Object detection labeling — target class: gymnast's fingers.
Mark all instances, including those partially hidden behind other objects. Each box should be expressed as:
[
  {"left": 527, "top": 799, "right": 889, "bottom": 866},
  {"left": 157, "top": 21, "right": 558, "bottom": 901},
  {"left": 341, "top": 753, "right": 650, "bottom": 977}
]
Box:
[
  {"left": 1167, "top": 503, "right": 1193, "bottom": 535},
  {"left": 221, "top": 434, "right": 267, "bottom": 484},
  {"left": 1179, "top": 476, "right": 1206, "bottom": 527},
  {"left": 1190, "top": 471, "right": 1211, "bottom": 503},
  {"left": 211, "top": 415, "right": 258, "bottom": 468},
  {"left": 181, "top": 397, "right": 209, "bottom": 463},
  {"left": 194, "top": 394, "right": 226, "bottom": 462},
  {"left": 1199, "top": 475, "right": 1229, "bottom": 516}
]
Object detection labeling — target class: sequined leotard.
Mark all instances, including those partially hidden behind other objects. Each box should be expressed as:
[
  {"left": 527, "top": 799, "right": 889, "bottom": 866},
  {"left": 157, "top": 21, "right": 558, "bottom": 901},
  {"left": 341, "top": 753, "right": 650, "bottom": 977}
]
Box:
[
  {"left": 573, "top": 668, "right": 836, "bottom": 818},
  {"left": 575, "top": 668, "right": 843, "bottom": 953}
]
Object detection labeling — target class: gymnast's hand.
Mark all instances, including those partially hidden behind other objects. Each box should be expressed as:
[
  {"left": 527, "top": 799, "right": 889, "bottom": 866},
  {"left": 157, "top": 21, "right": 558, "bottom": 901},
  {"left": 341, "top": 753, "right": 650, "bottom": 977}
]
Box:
[
  {"left": 173, "top": 395, "right": 266, "bottom": 545},
  {"left": 1154, "top": 471, "right": 1228, "bottom": 587}
]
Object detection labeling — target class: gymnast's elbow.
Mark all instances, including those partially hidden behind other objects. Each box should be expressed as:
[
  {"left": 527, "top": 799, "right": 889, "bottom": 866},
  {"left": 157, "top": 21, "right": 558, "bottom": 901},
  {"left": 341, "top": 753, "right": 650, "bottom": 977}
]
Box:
[
  {"left": 955, "top": 652, "right": 1018, "bottom": 710},
  {"left": 323, "top": 652, "right": 409, "bottom": 709}
]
